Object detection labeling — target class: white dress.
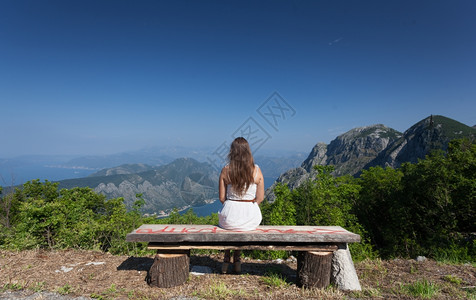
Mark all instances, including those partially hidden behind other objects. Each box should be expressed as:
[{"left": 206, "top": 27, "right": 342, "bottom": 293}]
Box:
[{"left": 218, "top": 165, "right": 262, "bottom": 231}]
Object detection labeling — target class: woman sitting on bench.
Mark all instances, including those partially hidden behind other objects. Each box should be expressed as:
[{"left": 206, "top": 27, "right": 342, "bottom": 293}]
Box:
[{"left": 218, "top": 137, "right": 265, "bottom": 274}]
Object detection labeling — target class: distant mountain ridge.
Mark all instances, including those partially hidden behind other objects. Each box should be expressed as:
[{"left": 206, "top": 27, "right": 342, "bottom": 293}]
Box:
[
  {"left": 254, "top": 154, "right": 306, "bottom": 180},
  {"left": 266, "top": 115, "right": 475, "bottom": 201},
  {"left": 88, "top": 164, "right": 155, "bottom": 177},
  {"left": 58, "top": 158, "right": 219, "bottom": 215},
  {"left": 61, "top": 150, "right": 175, "bottom": 170}
]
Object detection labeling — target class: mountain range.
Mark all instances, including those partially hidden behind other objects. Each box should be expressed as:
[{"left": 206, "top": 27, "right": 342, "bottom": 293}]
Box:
[
  {"left": 265, "top": 115, "right": 476, "bottom": 201},
  {"left": 47, "top": 115, "right": 476, "bottom": 214},
  {"left": 55, "top": 154, "right": 305, "bottom": 215},
  {"left": 58, "top": 158, "right": 219, "bottom": 215}
]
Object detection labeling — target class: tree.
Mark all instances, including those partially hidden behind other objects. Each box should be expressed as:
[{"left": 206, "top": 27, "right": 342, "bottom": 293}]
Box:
[
  {"left": 356, "top": 166, "right": 403, "bottom": 252},
  {"left": 263, "top": 183, "right": 296, "bottom": 226},
  {"left": 444, "top": 138, "right": 476, "bottom": 232},
  {"left": 355, "top": 138, "right": 476, "bottom": 259},
  {"left": 262, "top": 166, "right": 375, "bottom": 260},
  {"left": 0, "top": 186, "right": 18, "bottom": 229},
  {"left": 2, "top": 180, "right": 150, "bottom": 254},
  {"left": 292, "top": 165, "right": 360, "bottom": 227}
]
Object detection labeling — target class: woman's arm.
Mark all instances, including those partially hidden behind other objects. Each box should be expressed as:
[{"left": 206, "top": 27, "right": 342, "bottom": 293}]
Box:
[
  {"left": 219, "top": 166, "right": 228, "bottom": 204},
  {"left": 255, "top": 166, "right": 265, "bottom": 204}
]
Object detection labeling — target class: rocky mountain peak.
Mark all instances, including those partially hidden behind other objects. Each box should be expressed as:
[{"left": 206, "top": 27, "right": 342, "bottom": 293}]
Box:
[
  {"left": 327, "top": 124, "right": 401, "bottom": 174},
  {"left": 365, "top": 115, "right": 476, "bottom": 169},
  {"left": 302, "top": 124, "right": 402, "bottom": 176},
  {"left": 301, "top": 142, "right": 327, "bottom": 172},
  {"left": 265, "top": 124, "right": 402, "bottom": 201}
]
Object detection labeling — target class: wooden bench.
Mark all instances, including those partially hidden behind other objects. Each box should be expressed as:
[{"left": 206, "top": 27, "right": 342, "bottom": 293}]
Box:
[{"left": 126, "top": 224, "right": 361, "bottom": 290}]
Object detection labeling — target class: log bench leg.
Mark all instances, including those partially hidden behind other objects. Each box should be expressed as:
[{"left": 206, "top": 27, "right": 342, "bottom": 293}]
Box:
[
  {"left": 331, "top": 243, "right": 361, "bottom": 291},
  {"left": 148, "top": 250, "right": 190, "bottom": 288},
  {"left": 297, "top": 251, "right": 333, "bottom": 288}
]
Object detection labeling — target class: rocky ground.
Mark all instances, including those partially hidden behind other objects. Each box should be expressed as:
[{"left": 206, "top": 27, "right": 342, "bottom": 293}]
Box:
[{"left": 0, "top": 249, "right": 475, "bottom": 299}]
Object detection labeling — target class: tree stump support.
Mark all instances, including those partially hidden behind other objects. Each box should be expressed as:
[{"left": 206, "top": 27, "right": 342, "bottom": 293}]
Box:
[
  {"left": 147, "top": 250, "right": 190, "bottom": 288},
  {"left": 297, "top": 251, "right": 333, "bottom": 288}
]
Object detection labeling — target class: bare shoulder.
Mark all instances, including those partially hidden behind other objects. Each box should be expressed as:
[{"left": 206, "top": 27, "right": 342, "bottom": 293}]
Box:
[
  {"left": 254, "top": 164, "right": 264, "bottom": 184},
  {"left": 221, "top": 165, "right": 229, "bottom": 173},
  {"left": 220, "top": 165, "right": 229, "bottom": 181}
]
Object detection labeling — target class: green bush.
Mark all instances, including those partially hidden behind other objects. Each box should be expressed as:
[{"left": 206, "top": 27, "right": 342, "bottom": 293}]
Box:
[
  {"left": 0, "top": 180, "right": 154, "bottom": 255},
  {"left": 355, "top": 138, "right": 476, "bottom": 261},
  {"left": 262, "top": 165, "right": 377, "bottom": 261},
  {"left": 1, "top": 138, "right": 474, "bottom": 263}
]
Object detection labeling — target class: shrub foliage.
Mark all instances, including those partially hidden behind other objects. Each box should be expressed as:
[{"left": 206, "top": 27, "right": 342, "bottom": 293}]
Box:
[{"left": 1, "top": 139, "right": 474, "bottom": 262}]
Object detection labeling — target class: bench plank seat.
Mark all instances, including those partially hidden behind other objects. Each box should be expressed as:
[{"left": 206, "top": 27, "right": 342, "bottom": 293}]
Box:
[{"left": 126, "top": 224, "right": 360, "bottom": 244}]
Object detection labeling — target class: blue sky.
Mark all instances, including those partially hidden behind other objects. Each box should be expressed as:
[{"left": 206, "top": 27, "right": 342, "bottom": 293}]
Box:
[{"left": 1, "top": 0, "right": 475, "bottom": 158}]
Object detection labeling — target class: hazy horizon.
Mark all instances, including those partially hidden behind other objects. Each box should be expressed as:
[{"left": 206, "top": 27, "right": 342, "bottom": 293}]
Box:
[
  {"left": 2, "top": 114, "right": 474, "bottom": 160},
  {"left": 0, "top": 143, "right": 309, "bottom": 160}
]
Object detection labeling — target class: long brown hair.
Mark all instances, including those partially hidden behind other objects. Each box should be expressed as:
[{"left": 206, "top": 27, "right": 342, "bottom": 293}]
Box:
[{"left": 227, "top": 137, "right": 255, "bottom": 195}]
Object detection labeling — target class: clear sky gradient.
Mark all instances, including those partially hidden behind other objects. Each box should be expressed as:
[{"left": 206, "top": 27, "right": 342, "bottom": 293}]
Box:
[{"left": 1, "top": 0, "right": 475, "bottom": 158}]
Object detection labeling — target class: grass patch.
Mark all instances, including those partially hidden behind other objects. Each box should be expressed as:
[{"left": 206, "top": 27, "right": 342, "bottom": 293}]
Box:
[
  {"left": 400, "top": 279, "right": 440, "bottom": 298},
  {"left": 261, "top": 264, "right": 289, "bottom": 288},
  {"left": 246, "top": 249, "right": 289, "bottom": 260},
  {"left": 195, "top": 280, "right": 247, "bottom": 299},
  {"left": 56, "top": 284, "right": 72, "bottom": 295},
  {"left": 1, "top": 282, "right": 24, "bottom": 292},
  {"left": 124, "top": 290, "right": 153, "bottom": 300},
  {"left": 432, "top": 242, "right": 475, "bottom": 265},
  {"left": 357, "top": 258, "right": 388, "bottom": 281},
  {"left": 30, "top": 281, "right": 45, "bottom": 292},
  {"left": 443, "top": 274, "right": 463, "bottom": 285},
  {"left": 351, "top": 286, "right": 382, "bottom": 298},
  {"left": 106, "top": 283, "right": 117, "bottom": 293},
  {"left": 90, "top": 283, "right": 126, "bottom": 299},
  {"left": 410, "top": 263, "right": 419, "bottom": 274},
  {"left": 262, "top": 271, "right": 288, "bottom": 288},
  {"left": 464, "top": 286, "right": 476, "bottom": 300},
  {"left": 90, "top": 293, "right": 107, "bottom": 300}
]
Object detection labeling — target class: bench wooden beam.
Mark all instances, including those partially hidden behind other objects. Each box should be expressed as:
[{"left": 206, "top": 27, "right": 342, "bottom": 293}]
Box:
[{"left": 148, "top": 242, "right": 339, "bottom": 252}]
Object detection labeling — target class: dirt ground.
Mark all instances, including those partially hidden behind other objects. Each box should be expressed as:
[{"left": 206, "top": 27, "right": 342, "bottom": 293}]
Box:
[{"left": 0, "top": 249, "right": 475, "bottom": 299}]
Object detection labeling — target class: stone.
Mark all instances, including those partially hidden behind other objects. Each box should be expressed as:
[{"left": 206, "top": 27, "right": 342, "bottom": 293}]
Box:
[
  {"left": 190, "top": 265, "right": 213, "bottom": 275},
  {"left": 416, "top": 256, "right": 427, "bottom": 262},
  {"left": 286, "top": 255, "right": 297, "bottom": 263},
  {"left": 331, "top": 244, "right": 361, "bottom": 291},
  {"left": 274, "top": 258, "right": 284, "bottom": 264}
]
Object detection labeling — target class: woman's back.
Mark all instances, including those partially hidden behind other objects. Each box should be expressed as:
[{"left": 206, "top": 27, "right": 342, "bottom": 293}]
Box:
[
  {"left": 219, "top": 164, "right": 262, "bottom": 231},
  {"left": 226, "top": 164, "right": 259, "bottom": 201},
  {"left": 217, "top": 137, "right": 265, "bottom": 272}
]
